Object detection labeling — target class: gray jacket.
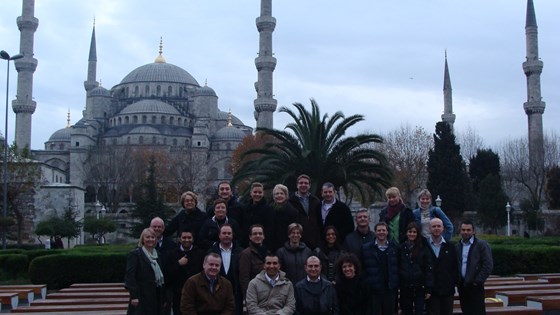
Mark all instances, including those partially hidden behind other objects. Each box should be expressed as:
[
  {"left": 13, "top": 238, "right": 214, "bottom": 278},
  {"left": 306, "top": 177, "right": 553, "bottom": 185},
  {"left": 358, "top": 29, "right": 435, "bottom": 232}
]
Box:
[
  {"left": 456, "top": 236, "right": 493, "bottom": 286},
  {"left": 246, "top": 270, "right": 296, "bottom": 315}
]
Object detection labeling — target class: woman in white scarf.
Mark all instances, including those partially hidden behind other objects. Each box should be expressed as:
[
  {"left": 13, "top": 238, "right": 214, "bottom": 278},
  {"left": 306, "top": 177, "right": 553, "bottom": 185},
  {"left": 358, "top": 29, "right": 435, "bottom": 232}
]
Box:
[{"left": 125, "top": 227, "right": 165, "bottom": 315}]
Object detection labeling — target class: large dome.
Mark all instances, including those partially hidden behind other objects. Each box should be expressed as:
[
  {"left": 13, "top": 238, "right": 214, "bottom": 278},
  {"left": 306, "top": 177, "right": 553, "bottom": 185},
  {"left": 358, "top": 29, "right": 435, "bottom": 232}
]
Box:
[
  {"left": 48, "top": 127, "right": 72, "bottom": 141},
  {"left": 120, "top": 100, "right": 181, "bottom": 115},
  {"left": 120, "top": 62, "right": 200, "bottom": 86},
  {"left": 212, "top": 126, "right": 246, "bottom": 141}
]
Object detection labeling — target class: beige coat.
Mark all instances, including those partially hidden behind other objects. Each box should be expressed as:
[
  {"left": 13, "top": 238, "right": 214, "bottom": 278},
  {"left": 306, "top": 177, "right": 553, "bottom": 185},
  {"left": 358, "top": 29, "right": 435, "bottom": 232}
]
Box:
[{"left": 246, "top": 270, "right": 295, "bottom": 315}]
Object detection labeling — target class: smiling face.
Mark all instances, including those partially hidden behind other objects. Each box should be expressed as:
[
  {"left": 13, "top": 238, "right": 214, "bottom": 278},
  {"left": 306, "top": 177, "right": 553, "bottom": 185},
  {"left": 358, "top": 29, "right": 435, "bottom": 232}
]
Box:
[
  {"left": 288, "top": 228, "right": 302, "bottom": 245},
  {"left": 430, "top": 218, "right": 444, "bottom": 238},
  {"left": 297, "top": 177, "right": 310, "bottom": 195},
  {"left": 218, "top": 183, "right": 232, "bottom": 201},
  {"left": 249, "top": 227, "right": 264, "bottom": 245},
  {"left": 305, "top": 256, "right": 322, "bottom": 280},
  {"left": 183, "top": 195, "right": 196, "bottom": 210},
  {"left": 321, "top": 186, "right": 335, "bottom": 203},
  {"left": 356, "top": 211, "right": 370, "bottom": 228},
  {"left": 325, "top": 228, "right": 337, "bottom": 246},
  {"left": 219, "top": 226, "right": 233, "bottom": 246},
  {"left": 419, "top": 196, "right": 432, "bottom": 209},
  {"left": 342, "top": 262, "right": 356, "bottom": 279},
  {"left": 250, "top": 186, "right": 264, "bottom": 202},
  {"left": 273, "top": 189, "right": 287, "bottom": 204},
  {"left": 214, "top": 202, "right": 227, "bottom": 220},
  {"left": 180, "top": 231, "right": 194, "bottom": 249},
  {"left": 142, "top": 230, "right": 156, "bottom": 249},
  {"left": 375, "top": 224, "right": 388, "bottom": 242},
  {"left": 406, "top": 227, "right": 418, "bottom": 241},
  {"left": 149, "top": 218, "right": 164, "bottom": 238},
  {"left": 203, "top": 255, "right": 222, "bottom": 279},
  {"left": 387, "top": 194, "right": 401, "bottom": 206},
  {"left": 264, "top": 256, "right": 281, "bottom": 278}
]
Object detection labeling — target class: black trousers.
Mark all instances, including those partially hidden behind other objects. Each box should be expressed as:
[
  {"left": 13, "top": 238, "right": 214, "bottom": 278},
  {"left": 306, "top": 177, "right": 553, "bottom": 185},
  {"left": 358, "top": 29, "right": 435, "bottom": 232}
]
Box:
[
  {"left": 458, "top": 284, "right": 486, "bottom": 315},
  {"left": 426, "top": 294, "right": 454, "bottom": 315}
]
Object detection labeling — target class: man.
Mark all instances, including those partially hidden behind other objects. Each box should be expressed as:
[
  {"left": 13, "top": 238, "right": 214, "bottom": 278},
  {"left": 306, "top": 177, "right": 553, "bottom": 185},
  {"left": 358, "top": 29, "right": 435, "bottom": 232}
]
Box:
[
  {"left": 165, "top": 230, "right": 205, "bottom": 315},
  {"left": 150, "top": 217, "right": 177, "bottom": 315},
  {"left": 456, "top": 220, "right": 493, "bottom": 315},
  {"left": 246, "top": 254, "right": 296, "bottom": 315},
  {"left": 181, "top": 252, "right": 235, "bottom": 315},
  {"left": 361, "top": 222, "right": 399, "bottom": 315},
  {"left": 288, "top": 174, "right": 322, "bottom": 250},
  {"left": 427, "top": 218, "right": 458, "bottom": 315},
  {"left": 239, "top": 225, "right": 269, "bottom": 302},
  {"left": 343, "top": 208, "right": 375, "bottom": 256},
  {"left": 320, "top": 182, "right": 355, "bottom": 242},
  {"left": 207, "top": 181, "right": 242, "bottom": 222},
  {"left": 209, "top": 224, "right": 243, "bottom": 315},
  {"left": 294, "top": 256, "right": 338, "bottom": 315},
  {"left": 378, "top": 187, "right": 415, "bottom": 244}
]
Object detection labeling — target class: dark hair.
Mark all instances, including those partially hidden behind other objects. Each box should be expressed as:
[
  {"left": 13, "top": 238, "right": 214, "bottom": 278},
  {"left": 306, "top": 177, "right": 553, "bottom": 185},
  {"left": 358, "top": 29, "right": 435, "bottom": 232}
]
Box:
[
  {"left": 213, "top": 198, "right": 228, "bottom": 208},
  {"left": 374, "top": 222, "right": 388, "bottom": 231},
  {"left": 335, "top": 253, "right": 361, "bottom": 282},
  {"left": 406, "top": 222, "right": 422, "bottom": 258},
  {"left": 321, "top": 225, "right": 341, "bottom": 251},
  {"left": 461, "top": 219, "right": 476, "bottom": 230},
  {"left": 249, "top": 224, "right": 264, "bottom": 235}
]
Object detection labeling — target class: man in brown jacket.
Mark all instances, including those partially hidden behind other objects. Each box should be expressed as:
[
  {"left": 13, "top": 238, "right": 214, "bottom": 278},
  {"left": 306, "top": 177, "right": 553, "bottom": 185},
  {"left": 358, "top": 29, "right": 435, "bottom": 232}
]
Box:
[{"left": 181, "top": 252, "right": 235, "bottom": 315}]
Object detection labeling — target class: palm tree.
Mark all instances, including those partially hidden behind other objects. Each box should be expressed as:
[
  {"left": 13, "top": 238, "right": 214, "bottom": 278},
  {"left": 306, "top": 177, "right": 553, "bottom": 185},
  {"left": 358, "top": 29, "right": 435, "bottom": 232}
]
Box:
[{"left": 232, "top": 99, "right": 392, "bottom": 204}]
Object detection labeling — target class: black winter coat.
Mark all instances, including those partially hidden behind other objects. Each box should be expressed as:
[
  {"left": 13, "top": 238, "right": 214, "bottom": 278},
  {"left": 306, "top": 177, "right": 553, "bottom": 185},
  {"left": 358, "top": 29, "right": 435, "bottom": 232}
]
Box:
[
  {"left": 430, "top": 240, "right": 459, "bottom": 296},
  {"left": 295, "top": 278, "right": 339, "bottom": 315},
  {"left": 361, "top": 240, "right": 399, "bottom": 293},
  {"left": 163, "top": 208, "right": 207, "bottom": 241},
  {"left": 125, "top": 248, "right": 164, "bottom": 315},
  {"left": 322, "top": 200, "right": 354, "bottom": 243},
  {"left": 398, "top": 241, "right": 433, "bottom": 293}
]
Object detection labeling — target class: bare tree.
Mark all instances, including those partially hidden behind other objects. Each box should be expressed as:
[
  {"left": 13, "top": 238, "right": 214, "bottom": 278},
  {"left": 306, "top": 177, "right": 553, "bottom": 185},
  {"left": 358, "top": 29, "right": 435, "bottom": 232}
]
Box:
[
  {"left": 457, "top": 124, "right": 486, "bottom": 164},
  {"left": 377, "top": 124, "right": 433, "bottom": 206}
]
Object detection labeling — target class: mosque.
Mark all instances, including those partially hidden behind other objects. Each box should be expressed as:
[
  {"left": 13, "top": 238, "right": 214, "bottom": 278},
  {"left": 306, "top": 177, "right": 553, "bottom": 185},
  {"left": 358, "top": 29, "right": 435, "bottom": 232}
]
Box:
[{"left": 3, "top": 0, "right": 549, "bottom": 243}]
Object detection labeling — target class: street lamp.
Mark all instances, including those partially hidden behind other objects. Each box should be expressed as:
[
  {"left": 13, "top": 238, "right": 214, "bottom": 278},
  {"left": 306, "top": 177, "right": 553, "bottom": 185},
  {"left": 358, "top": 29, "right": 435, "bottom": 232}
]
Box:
[
  {"left": 435, "top": 195, "right": 442, "bottom": 207},
  {"left": 1, "top": 50, "right": 23, "bottom": 250},
  {"left": 506, "top": 202, "right": 512, "bottom": 236}
]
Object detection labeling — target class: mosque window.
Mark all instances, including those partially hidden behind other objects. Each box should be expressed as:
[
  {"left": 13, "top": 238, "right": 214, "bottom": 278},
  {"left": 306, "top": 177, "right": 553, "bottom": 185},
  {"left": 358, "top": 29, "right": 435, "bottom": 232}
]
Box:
[
  {"left": 50, "top": 144, "right": 55, "bottom": 150},
  {"left": 173, "top": 139, "right": 177, "bottom": 146},
  {"left": 163, "top": 138, "right": 167, "bottom": 145},
  {"left": 178, "top": 118, "right": 182, "bottom": 125},
  {"left": 142, "top": 116, "right": 147, "bottom": 123},
  {"left": 145, "top": 85, "right": 149, "bottom": 96},
  {"left": 161, "top": 116, "right": 166, "bottom": 124},
  {"left": 151, "top": 116, "right": 156, "bottom": 123},
  {"left": 112, "top": 139, "right": 117, "bottom": 145},
  {"left": 118, "top": 117, "right": 122, "bottom": 125},
  {"left": 197, "top": 141, "right": 201, "bottom": 147},
  {"left": 152, "top": 136, "right": 157, "bottom": 144},
  {"left": 59, "top": 143, "right": 64, "bottom": 150},
  {"left": 134, "top": 86, "right": 139, "bottom": 97},
  {"left": 169, "top": 117, "right": 174, "bottom": 125},
  {"left": 125, "top": 116, "right": 129, "bottom": 124},
  {"left": 139, "top": 136, "right": 144, "bottom": 144},
  {"left": 75, "top": 142, "right": 80, "bottom": 147},
  {"left": 125, "top": 87, "right": 129, "bottom": 96},
  {"left": 127, "top": 137, "right": 131, "bottom": 144},
  {"left": 168, "top": 86, "right": 172, "bottom": 96},
  {"left": 156, "top": 85, "right": 161, "bottom": 96},
  {"left": 133, "top": 116, "right": 138, "bottom": 123}
]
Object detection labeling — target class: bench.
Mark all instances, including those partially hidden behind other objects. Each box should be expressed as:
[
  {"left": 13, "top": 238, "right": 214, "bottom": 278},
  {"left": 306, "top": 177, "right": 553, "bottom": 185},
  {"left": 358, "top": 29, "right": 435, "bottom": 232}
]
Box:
[
  {"left": 484, "top": 283, "right": 560, "bottom": 298},
  {"left": 453, "top": 299, "right": 504, "bottom": 308},
  {"left": 526, "top": 295, "right": 560, "bottom": 313},
  {"left": 482, "top": 279, "right": 548, "bottom": 287},
  {"left": 539, "top": 276, "right": 560, "bottom": 284},
  {"left": 10, "top": 303, "right": 128, "bottom": 313},
  {"left": 0, "top": 289, "right": 34, "bottom": 303},
  {"left": 6, "top": 311, "right": 126, "bottom": 315},
  {"left": 0, "top": 292, "right": 18, "bottom": 310},
  {"left": 495, "top": 289, "right": 560, "bottom": 306},
  {"left": 46, "top": 292, "right": 129, "bottom": 299},
  {"left": 453, "top": 306, "right": 542, "bottom": 315},
  {"left": 31, "top": 297, "right": 129, "bottom": 306},
  {"left": 59, "top": 287, "right": 127, "bottom": 293},
  {"left": 69, "top": 283, "right": 125, "bottom": 288},
  {"left": 0, "top": 284, "right": 47, "bottom": 299},
  {"left": 516, "top": 273, "right": 560, "bottom": 281},
  {"left": 487, "top": 277, "right": 525, "bottom": 282}
]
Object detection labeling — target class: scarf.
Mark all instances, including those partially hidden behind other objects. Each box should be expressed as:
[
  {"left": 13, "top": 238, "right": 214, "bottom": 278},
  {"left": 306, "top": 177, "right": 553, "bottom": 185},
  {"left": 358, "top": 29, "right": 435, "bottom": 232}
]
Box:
[
  {"left": 385, "top": 202, "right": 404, "bottom": 221},
  {"left": 142, "top": 246, "right": 164, "bottom": 287}
]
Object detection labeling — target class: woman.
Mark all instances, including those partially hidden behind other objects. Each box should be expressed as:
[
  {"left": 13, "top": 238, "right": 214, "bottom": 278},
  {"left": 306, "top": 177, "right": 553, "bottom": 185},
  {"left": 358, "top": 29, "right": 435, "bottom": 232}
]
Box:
[
  {"left": 125, "top": 228, "right": 165, "bottom": 315},
  {"left": 379, "top": 187, "right": 415, "bottom": 244},
  {"left": 164, "top": 191, "right": 208, "bottom": 240},
  {"left": 314, "top": 226, "right": 344, "bottom": 282},
  {"left": 335, "top": 253, "right": 366, "bottom": 315},
  {"left": 276, "top": 223, "right": 312, "bottom": 283},
  {"left": 413, "top": 189, "right": 454, "bottom": 241},
  {"left": 269, "top": 184, "right": 298, "bottom": 252},
  {"left": 399, "top": 222, "right": 433, "bottom": 315},
  {"left": 239, "top": 182, "right": 273, "bottom": 247},
  {"left": 198, "top": 198, "right": 240, "bottom": 250}
]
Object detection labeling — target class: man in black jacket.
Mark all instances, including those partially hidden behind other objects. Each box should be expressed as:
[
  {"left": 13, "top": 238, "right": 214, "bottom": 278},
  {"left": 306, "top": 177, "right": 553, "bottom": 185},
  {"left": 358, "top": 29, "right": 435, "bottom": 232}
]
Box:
[
  {"left": 288, "top": 174, "right": 322, "bottom": 250},
  {"left": 427, "top": 218, "right": 458, "bottom": 315},
  {"left": 294, "top": 256, "right": 338, "bottom": 315},
  {"left": 343, "top": 208, "right": 375, "bottom": 256},
  {"left": 320, "top": 182, "right": 354, "bottom": 243},
  {"left": 456, "top": 220, "right": 493, "bottom": 315}
]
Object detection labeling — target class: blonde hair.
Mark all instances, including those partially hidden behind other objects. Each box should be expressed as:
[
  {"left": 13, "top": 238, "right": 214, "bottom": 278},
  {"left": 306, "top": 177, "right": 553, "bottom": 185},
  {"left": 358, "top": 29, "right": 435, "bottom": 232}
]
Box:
[
  {"left": 138, "top": 228, "right": 156, "bottom": 247},
  {"left": 273, "top": 184, "right": 289, "bottom": 197},
  {"left": 180, "top": 191, "right": 198, "bottom": 208},
  {"left": 287, "top": 222, "right": 303, "bottom": 235},
  {"left": 417, "top": 189, "right": 432, "bottom": 200},
  {"left": 385, "top": 187, "right": 401, "bottom": 199}
]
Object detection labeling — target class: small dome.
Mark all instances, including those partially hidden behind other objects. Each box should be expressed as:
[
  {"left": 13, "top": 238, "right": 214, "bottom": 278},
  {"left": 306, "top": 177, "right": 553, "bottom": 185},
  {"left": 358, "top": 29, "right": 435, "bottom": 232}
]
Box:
[
  {"left": 212, "top": 126, "right": 246, "bottom": 141},
  {"left": 48, "top": 127, "right": 72, "bottom": 141},
  {"left": 217, "top": 111, "right": 243, "bottom": 125},
  {"left": 89, "top": 86, "right": 111, "bottom": 97},
  {"left": 120, "top": 100, "right": 181, "bottom": 115},
  {"left": 120, "top": 62, "right": 200, "bottom": 86},
  {"left": 195, "top": 85, "right": 217, "bottom": 97},
  {"left": 129, "top": 126, "right": 160, "bottom": 135}
]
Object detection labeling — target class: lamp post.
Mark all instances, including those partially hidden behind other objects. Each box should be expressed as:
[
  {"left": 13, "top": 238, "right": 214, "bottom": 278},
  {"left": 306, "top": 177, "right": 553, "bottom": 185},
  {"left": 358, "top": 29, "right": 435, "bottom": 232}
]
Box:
[
  {"left": 435, "top": 195, "right": 442, "bottom": 207},
  {"left": 506, "top": 202, "right": 512, "bottom": 236},
  {"left": 1, "top": 50, "right": 23, "bottom": 250}
]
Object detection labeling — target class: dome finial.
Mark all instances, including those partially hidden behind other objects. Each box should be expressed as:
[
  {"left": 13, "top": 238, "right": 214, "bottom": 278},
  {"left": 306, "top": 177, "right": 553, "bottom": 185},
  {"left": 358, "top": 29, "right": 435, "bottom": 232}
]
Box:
[
  {"left": 205, "top": 79, "right": 208, "bottom": 87},
  {"left": 99, "top": 79, "right": 103, "bottom": 87},
  {"left": 66, "top": 109, "right": 71, "bottom": 128},
  {"left": 155, "top": 37, "right": 166, "bottom": 63},
  {"left": 227, "top": 109, "right": 233, "bottom": 127}
]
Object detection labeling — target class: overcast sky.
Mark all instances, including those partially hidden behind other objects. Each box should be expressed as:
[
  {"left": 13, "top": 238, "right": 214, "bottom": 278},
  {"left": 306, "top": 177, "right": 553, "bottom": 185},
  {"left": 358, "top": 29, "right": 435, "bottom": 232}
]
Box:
[{"left": 0, "top": 0, "right": 558, "bottom": 151}]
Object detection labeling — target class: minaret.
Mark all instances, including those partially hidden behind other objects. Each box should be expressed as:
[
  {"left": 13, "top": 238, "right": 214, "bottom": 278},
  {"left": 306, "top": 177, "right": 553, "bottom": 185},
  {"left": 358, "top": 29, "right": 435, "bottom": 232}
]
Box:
[
  {"left": 84, "top": 21, "right": 99, "bottom": 93},
  {"left": 12, "top": 0, "right": 38, "bottom": 150},
  {"left": 441, "top": 51, "right": 456, "bottom": 133},
  {"left": 523, "top": 0, "right": 545, "bottom": 172},
  {"left": 253, "top": 0, "right": 277, "bottom": 129}
]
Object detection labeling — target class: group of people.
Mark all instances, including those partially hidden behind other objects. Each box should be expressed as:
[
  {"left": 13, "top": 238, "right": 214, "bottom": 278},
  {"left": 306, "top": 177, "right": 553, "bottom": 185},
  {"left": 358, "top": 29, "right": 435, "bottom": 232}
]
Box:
[{"left": 124, "top": 176, "right": 494, "bottom": 315}]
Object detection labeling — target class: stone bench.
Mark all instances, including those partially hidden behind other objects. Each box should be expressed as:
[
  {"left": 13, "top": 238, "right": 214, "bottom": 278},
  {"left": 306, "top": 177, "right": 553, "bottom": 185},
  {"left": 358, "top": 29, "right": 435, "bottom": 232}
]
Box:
[
  {"left": 0, "top": 292, "right": 18, "bottom": 311},
  {"left": 484, "top": 283, "right": 560, "bottom": 298},
  {"left": 453, "top": 298, "right": 504, "bottom": 308},
  {"left": 31, "top": 297, "right": 129, "bottom": 306},
  {"left": 10, "top": 303, "right": 128, "bottom": 313},
  {"left": 46, "top": 292, "right": 129, "bottom": 299},
  {"left": 7, "top": 311, "right": 126, "bottom": 315},
  {"left": 69, "top": 283, "right": 125, "bottom": 289},
  {"left": 526, "top": 295, "right": 560, "bottom": 314},
  {"left": 59, "top": 287, "right": 127, "bottom": 293},
  {"left": 0, "top": 289, "right": 34, "bottom": 303},
  {"left": 453, "top": 306, "right": 542, "bottom": 315},
  {"left": 0, "top": 285, "right": 47, "bottom": 299},
  {"left": 516, "top": 273, "right": 560, "bottom": 281},
  {"left": 495, "top": 289, "right": 560, "bottom": 306}
]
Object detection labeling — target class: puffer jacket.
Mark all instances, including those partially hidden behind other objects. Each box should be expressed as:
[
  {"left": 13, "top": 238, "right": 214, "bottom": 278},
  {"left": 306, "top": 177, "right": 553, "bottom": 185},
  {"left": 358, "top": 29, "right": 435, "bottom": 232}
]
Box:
[{"left": 277, "top": 241, "right": 313, "bottom": 283}]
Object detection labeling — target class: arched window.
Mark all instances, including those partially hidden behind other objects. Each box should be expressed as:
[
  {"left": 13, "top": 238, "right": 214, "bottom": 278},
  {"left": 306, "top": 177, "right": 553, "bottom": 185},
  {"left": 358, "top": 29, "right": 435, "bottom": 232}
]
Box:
[
  {"left": 139, "top": 136, "right": 144, "bottom": 144},
  {"left": 142, "top": 115, "right": 147, "bottom": 123},
  {"left": 118, "top": 117, "right": 122, "bottom": 125},
  {"left": 178, "top": 118, "right": 182, "bottom": 125},
  {"left": 169, "top": 117, "right": 174, "bottom": 125},
  {"left": 133, "top": 116, "right": 138, "bottom": 123},
  {"left": 127, "top": 137, "right": 131, "bottom": 144},
  {"left": 161, "top": 116, "right": 166, "bottom": 124},
  {"left": 145, "top": 85, "right": 149, "bottom": 96},
  {"left": 156, "top": 85, "right": 161, "bottom": 96},
  {"left": 134, "top": 86, "right": 139, "bottom": 96},
  {"left": 173, "top": 139, "right": 177, "bottom": 146},
  {"left": 168, "top": 86, "right": 172, "bottom": 96},
  {"left": 152, "top": 116, "right": 156, "bottom": 124},
  {"left": 152, "top": 136, "right": 157, "bottom": 144},
  {"left": 125, "top": 116, "right": 129, "bottom": 124}
]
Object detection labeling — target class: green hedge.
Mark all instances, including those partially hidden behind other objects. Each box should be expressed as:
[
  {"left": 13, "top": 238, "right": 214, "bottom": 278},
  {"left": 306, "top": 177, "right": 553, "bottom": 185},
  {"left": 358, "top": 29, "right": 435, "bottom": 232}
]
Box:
[
  {"left": 491, "top": 244, "right": 560, "bottom": 275},
  {"left": 0, "top": 254, "right": 28, "bottom": 278},
  {"left": 29, "top": 253, "right": 127, "bottom": 289}
]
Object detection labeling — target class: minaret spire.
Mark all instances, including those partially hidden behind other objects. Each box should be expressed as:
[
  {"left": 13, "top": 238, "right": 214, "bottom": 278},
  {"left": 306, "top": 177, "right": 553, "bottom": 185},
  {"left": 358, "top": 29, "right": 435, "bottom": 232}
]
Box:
[
  {"left": 253, "top": 0, "right": 277, "bottom": 129},
  {"left": 522, "top": 0, "right": 545, "bottom": 173},
  {"left": 441, "top": 50, "right": 456, "bottom": 132},
  {"left": 12, "top": 0, "right": 39, "bottom": 149},
  {"left": 84, "top": 20, "right": 99, "bottom": 92}
]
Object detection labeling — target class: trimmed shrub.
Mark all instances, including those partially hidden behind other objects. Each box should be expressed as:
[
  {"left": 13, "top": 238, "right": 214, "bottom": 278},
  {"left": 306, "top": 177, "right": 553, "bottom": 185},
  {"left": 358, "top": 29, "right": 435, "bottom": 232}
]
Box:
[
  {"left": 29, "top": 253, "right": 127, "bottom": 289},
  {"left": 0, "top": 254, "right": 29, "bottom": 279},
  {"left": 491, "top": 245, "right": 560, "bottom": 275}
]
